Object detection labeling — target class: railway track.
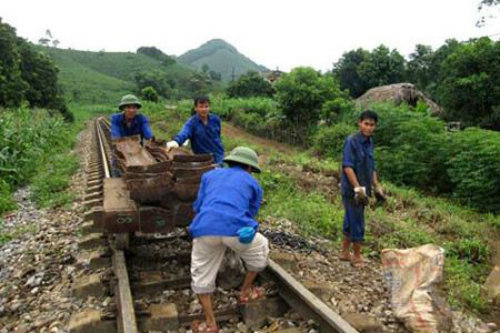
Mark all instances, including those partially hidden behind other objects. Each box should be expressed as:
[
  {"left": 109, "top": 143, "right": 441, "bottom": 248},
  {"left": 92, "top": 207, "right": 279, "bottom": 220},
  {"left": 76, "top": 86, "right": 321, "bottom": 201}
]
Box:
[{"left": 68, "top": 118, "right": 358, "bottom": 333}]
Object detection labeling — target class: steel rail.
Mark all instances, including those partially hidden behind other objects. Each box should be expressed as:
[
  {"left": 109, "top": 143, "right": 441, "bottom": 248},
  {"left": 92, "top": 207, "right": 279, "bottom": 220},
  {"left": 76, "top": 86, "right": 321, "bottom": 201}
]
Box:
[{"left": 95, "top": 118, "right": 138, "bottom": 333}]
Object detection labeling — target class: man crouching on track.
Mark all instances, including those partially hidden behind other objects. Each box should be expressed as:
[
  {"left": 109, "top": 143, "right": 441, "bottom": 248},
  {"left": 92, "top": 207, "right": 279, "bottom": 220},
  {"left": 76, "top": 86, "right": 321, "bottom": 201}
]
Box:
[
  {"left": 111, "top": 94, "right": 154, "bottom": 142},
  {"left": 110, "top": 94, "right": 154, "bottom": 176},
  {"left": 189, "top": 146, "right": 269, "bottom": 333}
]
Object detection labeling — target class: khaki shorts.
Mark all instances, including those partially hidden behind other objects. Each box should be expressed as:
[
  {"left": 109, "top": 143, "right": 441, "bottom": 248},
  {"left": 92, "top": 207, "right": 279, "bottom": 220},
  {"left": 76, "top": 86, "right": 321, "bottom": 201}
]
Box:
[{"left": 191, "top": 233, "right": 269, "bottom": 294}]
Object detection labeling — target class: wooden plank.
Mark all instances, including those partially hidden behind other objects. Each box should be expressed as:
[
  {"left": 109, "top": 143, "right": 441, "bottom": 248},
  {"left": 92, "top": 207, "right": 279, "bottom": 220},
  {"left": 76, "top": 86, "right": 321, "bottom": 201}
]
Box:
[
  {"left": 104, "top": 178, "right": 136, "bottom": 211},
  {"left": 114, "top": 136, "right": 157, "bottom": 167},
  {"left": 264, "top": 259, "right": 358, "bottom": 333},
  {"left": 113, "top": 250, "right": 138, "bottom": 333},
  {"left": 103, "top": 178, "right": 139, "bottom": 233}
]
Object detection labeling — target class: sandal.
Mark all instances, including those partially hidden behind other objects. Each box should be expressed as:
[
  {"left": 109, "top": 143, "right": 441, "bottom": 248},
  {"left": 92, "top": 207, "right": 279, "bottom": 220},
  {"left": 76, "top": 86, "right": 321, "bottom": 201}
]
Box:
[
  {"left": 351, "top": 256, "right": 365, "bottom": 268},
  {"left": 239, "top": 286, "right": 266, "bottom": 304},
  {"left": 191, "top": 320, "right": 219, "bottom": 333},
  {"left": 339, "top": 252, "right": 351, "bottom": 261}
]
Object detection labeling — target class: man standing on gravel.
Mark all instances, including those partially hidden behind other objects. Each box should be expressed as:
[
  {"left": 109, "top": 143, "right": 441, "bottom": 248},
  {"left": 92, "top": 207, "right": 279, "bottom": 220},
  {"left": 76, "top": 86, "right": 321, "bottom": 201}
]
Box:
[
  {"left": 189, "top": 146, "right": 268, "bottom": 333},
  {"left": 340, "top": 110, "right": 386, "bottom": 268},
  {"left": 165, "top": 96, "right": 225, "bottom": 166}
]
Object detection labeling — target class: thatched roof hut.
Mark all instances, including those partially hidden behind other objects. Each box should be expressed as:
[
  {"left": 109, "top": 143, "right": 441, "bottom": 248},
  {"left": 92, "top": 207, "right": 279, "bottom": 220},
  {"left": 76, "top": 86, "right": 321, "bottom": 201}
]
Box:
[{"left": 356, "top": 83, "right": 442, "bottom": 115}]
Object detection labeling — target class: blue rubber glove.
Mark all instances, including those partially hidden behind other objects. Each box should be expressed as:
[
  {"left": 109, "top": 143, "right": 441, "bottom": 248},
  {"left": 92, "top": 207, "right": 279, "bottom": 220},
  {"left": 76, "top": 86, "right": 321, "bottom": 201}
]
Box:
[{"left": 237, "top": 227, "right": 256, "bottom": 244}]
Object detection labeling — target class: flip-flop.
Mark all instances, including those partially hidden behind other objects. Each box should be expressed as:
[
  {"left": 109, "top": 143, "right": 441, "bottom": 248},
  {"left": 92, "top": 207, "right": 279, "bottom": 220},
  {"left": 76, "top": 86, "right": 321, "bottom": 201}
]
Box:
[
  {"left": 351, "top": 256, "right": 365, "bottom": 268},
  {"left": 239, "top": 286, "right": 266, "bottom": 305},
  {"left": 191, "top": 320, "right": 219, "bottom": 333},
  {"left": 339, "top": 252, "right": 351, "bottom": 261}
]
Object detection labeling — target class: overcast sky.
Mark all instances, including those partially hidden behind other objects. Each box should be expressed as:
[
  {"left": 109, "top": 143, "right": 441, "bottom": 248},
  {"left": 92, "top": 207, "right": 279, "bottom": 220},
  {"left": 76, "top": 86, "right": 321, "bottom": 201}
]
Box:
[{"left": 1, "top": 0, "right": 499, "bottom": 71}]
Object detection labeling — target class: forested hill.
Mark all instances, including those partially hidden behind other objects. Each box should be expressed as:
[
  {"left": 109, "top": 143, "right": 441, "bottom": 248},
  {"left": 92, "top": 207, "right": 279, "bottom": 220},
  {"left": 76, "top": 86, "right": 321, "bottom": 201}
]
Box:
[
  {"left": 39, "top": 47, "right": 196, "bottom": 104},
  {"left": 179, "top": 39, "right": 268, "bottom": 82}
]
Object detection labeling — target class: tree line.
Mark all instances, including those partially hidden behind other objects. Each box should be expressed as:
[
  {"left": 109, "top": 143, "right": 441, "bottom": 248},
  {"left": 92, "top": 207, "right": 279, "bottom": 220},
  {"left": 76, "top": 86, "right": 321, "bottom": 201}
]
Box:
[
  {"left": 0, "top": 18, "right": 71, "bottom": 120},
  {"left": 226, "top": 37, "right": 500, "bottom": 131}
]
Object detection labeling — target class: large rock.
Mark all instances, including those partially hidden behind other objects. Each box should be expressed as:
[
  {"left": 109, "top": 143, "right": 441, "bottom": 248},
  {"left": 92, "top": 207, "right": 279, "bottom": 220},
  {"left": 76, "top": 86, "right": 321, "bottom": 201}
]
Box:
[{"left": 356, "top": 83, "right": 442, "bottom": 115}]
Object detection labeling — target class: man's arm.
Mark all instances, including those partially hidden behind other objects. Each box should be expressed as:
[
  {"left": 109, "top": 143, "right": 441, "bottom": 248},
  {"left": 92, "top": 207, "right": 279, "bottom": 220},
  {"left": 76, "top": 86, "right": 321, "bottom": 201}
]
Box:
[
  {"left": 344, "top": 167, "right": 361, "bottom": 188},
  {"left": 173, "top": 119, "right": 193, "bottom": 145},
  {"left": 249, "top": 184, "right": 263, "bottom": 218},
  {"left": 193, "top": 175, "right": 206, "bottom": 214},
  {"left": 141, "top": 116, "right": 154, "bottom": 141},
  {"left": 342, "top": 137, "right": 360, "bottom": 188},
  {"left": 217, "top": 116, "right": 222, "bottom": 137},
  {"left": 110, "top": 115, "right": 122, "bottom": 140}
]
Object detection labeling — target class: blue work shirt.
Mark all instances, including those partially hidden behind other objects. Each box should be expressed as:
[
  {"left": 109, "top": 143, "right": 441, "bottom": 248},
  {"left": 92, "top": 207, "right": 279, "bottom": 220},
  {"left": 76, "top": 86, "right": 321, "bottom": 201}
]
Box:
[
  {"left": 110, "top": 113, "right": 153, "bottom": 140},
  {"left": 340, "top": 132, "right": 376, "bottom": 198},
  {"left": 189, "top": 166, "right": 263, "bottom": 238},
  {"left": 173, "top": 113, "right": 225, "bottom": 165}
]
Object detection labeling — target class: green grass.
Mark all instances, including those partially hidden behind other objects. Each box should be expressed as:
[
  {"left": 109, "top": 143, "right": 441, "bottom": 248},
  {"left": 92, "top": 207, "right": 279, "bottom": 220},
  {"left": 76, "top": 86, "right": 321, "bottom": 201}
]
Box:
[{"left": 31, "top": 153, "right": 79, "bottom": 208}]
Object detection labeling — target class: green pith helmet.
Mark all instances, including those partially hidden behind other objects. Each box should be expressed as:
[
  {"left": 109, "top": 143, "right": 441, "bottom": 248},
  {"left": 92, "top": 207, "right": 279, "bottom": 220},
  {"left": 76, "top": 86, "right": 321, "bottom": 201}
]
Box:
[
  {"left": 119, "top": 94, "right": 142, "bottom": 110},
  {"left": 224, "top": 146, "right": 261, "bottom": 173}
]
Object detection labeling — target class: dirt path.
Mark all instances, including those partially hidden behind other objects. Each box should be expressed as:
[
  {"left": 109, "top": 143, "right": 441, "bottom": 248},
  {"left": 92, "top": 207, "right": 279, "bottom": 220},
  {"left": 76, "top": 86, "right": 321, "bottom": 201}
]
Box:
[{"left": 222, "top": 123, "right": 296, "bottom": 155}]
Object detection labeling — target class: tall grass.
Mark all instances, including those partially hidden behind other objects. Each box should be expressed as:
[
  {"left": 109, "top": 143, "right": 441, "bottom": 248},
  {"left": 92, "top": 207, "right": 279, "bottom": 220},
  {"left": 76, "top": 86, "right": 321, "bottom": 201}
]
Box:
[
  {"left": 0, "top": 109, "right": 68, "bottom": 184},
  {"left": 0, "top": 106, "right": 96, "bottom": 214}
]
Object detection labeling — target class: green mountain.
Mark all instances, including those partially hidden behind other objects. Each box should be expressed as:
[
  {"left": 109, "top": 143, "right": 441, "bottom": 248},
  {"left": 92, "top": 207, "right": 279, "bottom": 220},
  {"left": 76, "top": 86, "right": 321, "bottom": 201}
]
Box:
[
  {"left": 39, "top": 47, "right": 195, "bottom": 104},
  {"left": 178, "top": 39, "right": 268, "bottom": 81}
]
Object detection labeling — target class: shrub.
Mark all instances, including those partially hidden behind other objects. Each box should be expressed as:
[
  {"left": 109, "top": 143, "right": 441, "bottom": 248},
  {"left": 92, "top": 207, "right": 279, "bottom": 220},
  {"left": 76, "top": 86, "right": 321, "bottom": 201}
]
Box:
[
  {"left": 320, "top": 97, "right": 355, "bottom": 125},
  {"left": 226, "top": 71, "right": 274, "bottom": 98},
  {"left": 313, "top": 123, "right": 356, "bottom": 158},
  {"left": 141, "top": 86, "right": 159, "bottom": 102},
  {"left": 210, "top": 96, "right": 278, "bottom": 120},
  {"left": 275, "top": 67, "right": 342, "bottom": 126},
  {"left": 376, "top": 116, "right": 453, "bottom": 193},
  {"left": 447, "top": 127, "right": 500, "bottom": 213}
]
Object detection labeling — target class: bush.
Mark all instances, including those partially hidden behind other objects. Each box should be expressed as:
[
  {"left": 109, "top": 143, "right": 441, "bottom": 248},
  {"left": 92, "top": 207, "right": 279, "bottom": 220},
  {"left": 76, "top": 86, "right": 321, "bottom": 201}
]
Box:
[
  {"left": 141, "top": 86, "right": 159, "bottom": 102},
  {"left": 226, "top": 71, "right": 274, "bottom": 98},
  {"left": 313, "top": 123, "right": 356, "bottom": 157},
  {"left": 376, "top": 116, "right": 453, "bottom": 193},
  {"left": 275, "top": 67, "right": 342, "bottom": 126},
  {"left": 447, "top": 127, "right": 500, "bottom": 213},
  {"left": 320, "top": 98, "right": 355, "bottom": 125},
  {"left": 209, "top": 96, "right": 279, "bottom": 120}
]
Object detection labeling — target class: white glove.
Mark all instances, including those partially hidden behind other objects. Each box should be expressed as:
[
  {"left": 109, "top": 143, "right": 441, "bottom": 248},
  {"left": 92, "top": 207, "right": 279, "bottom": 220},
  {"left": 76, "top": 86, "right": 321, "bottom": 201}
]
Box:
[
  {"left": 166, "top": 140, "right": 179, "bottom": 151},
  {"left": 354, "top": 186, "right": 366, "bottom": 196},
  {"left": 354, "top": 186, "right": 369, "bottom": 205}
]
